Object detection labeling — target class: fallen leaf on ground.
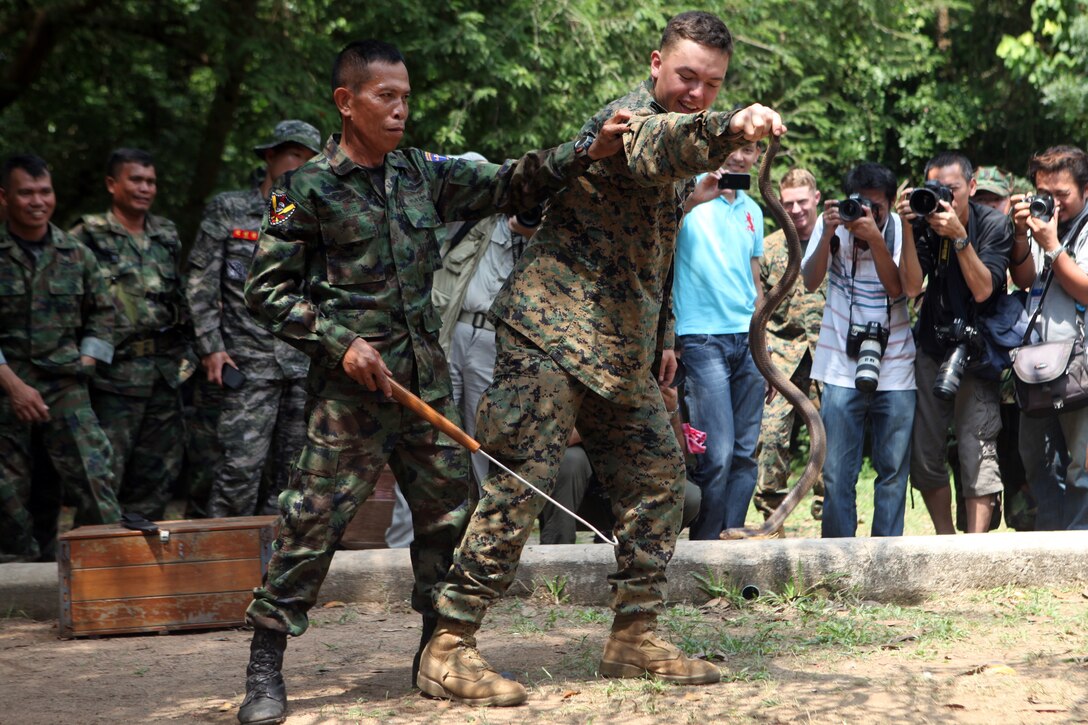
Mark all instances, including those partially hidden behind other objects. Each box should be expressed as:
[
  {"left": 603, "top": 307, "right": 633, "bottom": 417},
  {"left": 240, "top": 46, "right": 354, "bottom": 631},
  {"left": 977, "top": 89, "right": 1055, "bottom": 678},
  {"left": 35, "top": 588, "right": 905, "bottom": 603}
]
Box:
[{"left": 945, "top": 703, "right": 966, "bottom": 710}]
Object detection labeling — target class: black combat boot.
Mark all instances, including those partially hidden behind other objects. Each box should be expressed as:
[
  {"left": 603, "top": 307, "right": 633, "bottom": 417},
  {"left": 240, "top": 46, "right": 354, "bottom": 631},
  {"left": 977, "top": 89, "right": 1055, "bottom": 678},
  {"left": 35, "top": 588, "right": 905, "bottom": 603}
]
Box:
[
  {"left": 238, "top": 628, "right": 288, "bottom": 725},
  {"left": 412, "top": 613, "right": 438, "bottom": 687}
]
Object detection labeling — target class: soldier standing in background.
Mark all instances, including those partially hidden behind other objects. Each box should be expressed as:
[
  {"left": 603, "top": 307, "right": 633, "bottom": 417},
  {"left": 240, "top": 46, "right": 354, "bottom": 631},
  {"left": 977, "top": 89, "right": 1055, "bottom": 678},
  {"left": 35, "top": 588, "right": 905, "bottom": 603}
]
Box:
[
  {"left": 754, "top": 167, "right": 826, "bottom": 521},
  {"left": 0, "top": 154, "right": 120, "bottom": 561},
  {"left": 186, "top": 120, "right": 320, "bottom": 517},
  {"left": 70, "top": 149, "right": 189, "bottom": 521}
]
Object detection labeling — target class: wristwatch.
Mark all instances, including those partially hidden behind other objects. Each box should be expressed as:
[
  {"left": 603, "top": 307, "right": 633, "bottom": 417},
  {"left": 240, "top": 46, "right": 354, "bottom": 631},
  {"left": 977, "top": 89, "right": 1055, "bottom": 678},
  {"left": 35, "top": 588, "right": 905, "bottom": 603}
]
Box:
[
  {"left": 952, "top": 236, "right": 970, "bottom": 252},
  {"left": 1044, "top": 246, "right": 1064, "bottom": 268},
  {"left": 573, "top": 133, "right": 595, "bottom": 162}
]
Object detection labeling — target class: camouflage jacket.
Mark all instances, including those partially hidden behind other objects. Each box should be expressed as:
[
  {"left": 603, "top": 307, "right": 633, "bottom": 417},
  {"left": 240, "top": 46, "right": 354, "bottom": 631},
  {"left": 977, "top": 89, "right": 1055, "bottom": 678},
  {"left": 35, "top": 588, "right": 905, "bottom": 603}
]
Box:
[
  {"left": 0, "top": 223, "right": 115, "bottom": 389},
  {"left": 70, "top": 211, "right": 189, "bottom": 396},
  {"left": 761, "top": 228, "right": 825, "bottom": 375},
  {"left": 492, "top": 79, "right": 747, "bottom": 405},
  {"left": 186, "top": 187, "right": 309, "bottom": 381},
  {"left": 244, "top": 133, "right": 593, "bottom": 404}
]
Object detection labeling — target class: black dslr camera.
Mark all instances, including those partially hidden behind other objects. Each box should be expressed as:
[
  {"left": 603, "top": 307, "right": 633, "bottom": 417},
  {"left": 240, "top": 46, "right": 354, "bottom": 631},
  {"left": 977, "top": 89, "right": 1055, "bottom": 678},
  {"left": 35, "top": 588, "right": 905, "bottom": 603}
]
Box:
[
  {"left": 932, "top": 319, "right": 983, "bottom": 400},
  {"left": 909, "top": 180, "right": 954, "bottom": 216},
  {"left": 846, "top": 321, "right": 890, "bottom": 392},
  {"left": 1026, "top": 192, "right": 1056, "bottom": 222},
  {"left": 838, "top": 193, "right": 873, "bottom": 223}
]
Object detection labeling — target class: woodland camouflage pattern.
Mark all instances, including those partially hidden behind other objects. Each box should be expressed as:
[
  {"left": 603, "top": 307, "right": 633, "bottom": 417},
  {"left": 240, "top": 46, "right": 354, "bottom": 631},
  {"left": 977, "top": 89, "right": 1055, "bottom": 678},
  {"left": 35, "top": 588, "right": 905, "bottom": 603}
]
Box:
[
  {"left": 70, "top": 211, "right": 188, "bottom": 519},
  {"left": 187, "top": 187, "right": 308, "bottom": 517},
  {"left": 435, "top": 80, "right": 753, "bottom": 624},
  {"left": 755, "top": 228, "right": 825, "bottom": 515},
  {"left": 244, "top": 134, "right": 592, "bottom": 405},
  {"left": 243, "top": 133, "right": 594, "bottom": 633},
  {"left": 0, "top": 223, "right": 120, "bottom": 558}
]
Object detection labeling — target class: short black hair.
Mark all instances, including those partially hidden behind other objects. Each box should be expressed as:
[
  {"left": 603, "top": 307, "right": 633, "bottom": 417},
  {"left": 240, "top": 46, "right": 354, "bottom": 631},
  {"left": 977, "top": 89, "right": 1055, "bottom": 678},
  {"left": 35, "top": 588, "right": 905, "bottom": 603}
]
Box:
[
  {"left": 660, "top": 11, "right": 733, "bottom": 55},
  {"left": 1, "top": 154, "right": 50, "bottom": 189},
  {"left": 331, "top": 40, "right": 405, "bottom": 94},
  {"left": 844, "top": 162, "right": 897, "bottom": 205},
  {"left": 925, "top": 151, "right": 973, "bottom": 184},
  {"left": 107, "top": 148, "right": 154, "bottom": 179}
]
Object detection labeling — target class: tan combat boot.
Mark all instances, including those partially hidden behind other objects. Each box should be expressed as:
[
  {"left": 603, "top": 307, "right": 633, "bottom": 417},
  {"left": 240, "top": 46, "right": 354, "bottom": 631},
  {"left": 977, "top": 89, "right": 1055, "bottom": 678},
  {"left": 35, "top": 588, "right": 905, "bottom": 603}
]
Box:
[
  {"left": 599, "top": 613, "right": 721, "bottom": 684},
  {"left": 416, "top": 619, "right": 528, "bottom": 706}
]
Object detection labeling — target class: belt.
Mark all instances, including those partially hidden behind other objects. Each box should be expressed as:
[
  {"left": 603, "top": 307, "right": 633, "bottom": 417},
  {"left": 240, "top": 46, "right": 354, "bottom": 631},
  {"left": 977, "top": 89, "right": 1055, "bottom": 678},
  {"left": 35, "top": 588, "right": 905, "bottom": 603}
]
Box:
[
  {"left": 458, "top": 311, "right": 495, "bottom": 332},
  {"left": 115, "top": 329, "right": 185, "bottom": 360}
]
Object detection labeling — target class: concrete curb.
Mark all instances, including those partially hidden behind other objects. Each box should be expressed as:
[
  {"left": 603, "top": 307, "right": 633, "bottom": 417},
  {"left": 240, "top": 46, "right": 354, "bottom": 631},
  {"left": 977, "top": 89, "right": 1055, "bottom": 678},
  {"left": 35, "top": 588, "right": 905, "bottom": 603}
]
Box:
[{"left": 6, "top": 532, "right": 1088, "bottom": 621}]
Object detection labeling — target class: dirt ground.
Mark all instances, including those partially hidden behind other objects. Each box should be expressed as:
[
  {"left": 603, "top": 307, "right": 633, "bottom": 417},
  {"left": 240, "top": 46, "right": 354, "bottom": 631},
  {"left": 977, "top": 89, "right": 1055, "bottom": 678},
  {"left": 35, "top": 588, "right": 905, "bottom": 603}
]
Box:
[{"left": 2, "top": 585, "right": 1087, "bottom": 725}]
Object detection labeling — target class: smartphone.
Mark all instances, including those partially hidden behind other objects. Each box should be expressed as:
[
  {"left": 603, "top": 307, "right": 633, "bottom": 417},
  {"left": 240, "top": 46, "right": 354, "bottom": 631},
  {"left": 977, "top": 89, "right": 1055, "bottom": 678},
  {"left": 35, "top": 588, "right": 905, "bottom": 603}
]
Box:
[
  {"left": 717, "top": 172, "right": 751, "bottom": 190},
  {"left": 221, "top": 363, "right": 246, "bottom": 390}
]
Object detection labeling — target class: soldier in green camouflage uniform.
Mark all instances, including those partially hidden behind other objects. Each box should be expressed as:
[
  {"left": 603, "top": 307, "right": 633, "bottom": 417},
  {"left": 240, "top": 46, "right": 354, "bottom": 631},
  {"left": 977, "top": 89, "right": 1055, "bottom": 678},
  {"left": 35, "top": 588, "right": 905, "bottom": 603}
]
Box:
[
  {"left": 70, "top": 149, "right": 189, "bottom": 520},
  {"left": 422, "top": 12, "right": 786, "bottom": 707},
  {"left": 754, "top": 168, "right": 826, "bottom": 520},
  {"left": 233, "top": 40, "right": 629, "bottom": 725},
  {"left": 186, "top": 120, "right": 320, "bottom": 518},
  {"left": 0, "top": 154, "right": 120, "bottom": 561}
]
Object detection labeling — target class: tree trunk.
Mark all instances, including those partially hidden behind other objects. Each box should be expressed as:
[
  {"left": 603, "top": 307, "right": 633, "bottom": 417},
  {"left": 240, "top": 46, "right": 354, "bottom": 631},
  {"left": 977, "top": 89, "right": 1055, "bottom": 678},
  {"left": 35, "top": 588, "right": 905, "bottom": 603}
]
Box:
[{"left": 177, "top": 0, "right": 260, "bottom": 257}]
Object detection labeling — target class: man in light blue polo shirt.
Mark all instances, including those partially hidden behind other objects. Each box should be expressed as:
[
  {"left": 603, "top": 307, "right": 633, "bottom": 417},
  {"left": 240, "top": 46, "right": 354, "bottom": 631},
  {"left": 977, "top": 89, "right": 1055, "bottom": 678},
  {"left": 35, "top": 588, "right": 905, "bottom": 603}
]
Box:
[{"left": 674, "top": 141, "right": 765, "bottom": 539}]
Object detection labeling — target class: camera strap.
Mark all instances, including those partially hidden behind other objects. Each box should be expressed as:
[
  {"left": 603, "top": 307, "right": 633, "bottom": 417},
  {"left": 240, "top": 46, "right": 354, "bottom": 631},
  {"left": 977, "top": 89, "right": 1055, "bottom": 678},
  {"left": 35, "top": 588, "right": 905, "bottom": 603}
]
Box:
[
  {"left": 1022, "top": 211, "right": 1088, "bottom": 345},
  {"left": 845, "top": 219, "right": 896, "bottom": 329}
]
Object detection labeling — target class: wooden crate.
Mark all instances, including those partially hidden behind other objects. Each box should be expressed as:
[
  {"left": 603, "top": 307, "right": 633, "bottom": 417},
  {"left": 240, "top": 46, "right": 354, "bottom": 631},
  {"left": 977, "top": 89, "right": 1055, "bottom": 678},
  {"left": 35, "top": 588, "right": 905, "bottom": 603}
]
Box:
[
  {"left": 340, "top": 465, "right": 396, "bottom": 550},
  {"left": 57, "top": 516, "right": 276, "bottom": 637}
]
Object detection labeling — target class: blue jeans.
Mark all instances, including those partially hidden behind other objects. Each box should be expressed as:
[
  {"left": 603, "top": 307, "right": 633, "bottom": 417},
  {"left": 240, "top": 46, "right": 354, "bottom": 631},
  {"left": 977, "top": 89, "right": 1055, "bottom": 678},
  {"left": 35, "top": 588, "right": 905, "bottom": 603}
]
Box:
[
  {"left": 1018, "top": 413, "right": 1070, "bottom": 531},
  {"left": 680, "top": 333, "right": 765, "bottom": 539},
  {"left": 820, "top": 383, "right": 915, "bottom": 538}
]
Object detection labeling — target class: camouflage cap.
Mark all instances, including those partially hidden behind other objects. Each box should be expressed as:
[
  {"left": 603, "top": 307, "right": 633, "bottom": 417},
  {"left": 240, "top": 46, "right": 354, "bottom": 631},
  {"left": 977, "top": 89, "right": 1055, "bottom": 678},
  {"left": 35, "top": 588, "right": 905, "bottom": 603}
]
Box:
[
  {"left": 974, "top": 166, "right": 1012, "bottom": 198},
  {"left": 253, "top": 120, "right": 322, "bottom": 159}
]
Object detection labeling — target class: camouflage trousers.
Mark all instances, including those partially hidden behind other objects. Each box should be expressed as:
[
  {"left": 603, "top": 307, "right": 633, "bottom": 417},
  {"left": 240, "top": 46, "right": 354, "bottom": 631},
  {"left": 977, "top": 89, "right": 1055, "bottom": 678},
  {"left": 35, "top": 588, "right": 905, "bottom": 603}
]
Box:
[
  {"left": 753, "top": 351, "right": 824, "bottom": 519},
  {"left": 207, "top": 377, "right": 306, "bottom": 518},
  {"left": 246, "top": 393, "right": 472, "bottom": 637},
  {"left": 182, "top": 376, "right": 224, "bottom": 518},
  {"left": 434, "top": 324, "right": 685, "bottom": 626},
  {"left": 0, "top": 382, "right": 120, "bottom": 559},
  {"left": 91, "top": 378, "right": 184, "bottom": 520}
]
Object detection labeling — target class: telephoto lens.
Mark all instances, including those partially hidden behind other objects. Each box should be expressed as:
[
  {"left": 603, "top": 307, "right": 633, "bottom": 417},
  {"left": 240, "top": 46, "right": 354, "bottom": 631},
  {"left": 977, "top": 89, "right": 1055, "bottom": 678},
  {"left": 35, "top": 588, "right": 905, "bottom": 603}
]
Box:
[
  {"left": 854, "top": 337, "right": 883, "bottom": 392},
  {"left": 934, "top": 344, "right": 969, "bottom": 400}
]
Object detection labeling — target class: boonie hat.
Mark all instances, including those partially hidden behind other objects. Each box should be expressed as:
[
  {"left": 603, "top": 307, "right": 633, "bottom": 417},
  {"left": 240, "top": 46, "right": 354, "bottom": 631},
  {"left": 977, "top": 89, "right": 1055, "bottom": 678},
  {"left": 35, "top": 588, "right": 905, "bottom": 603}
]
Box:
[
  {"left": 974, "top": 166, "right": 1013, "bottom": 198},
  {"left": 253, "top": 120, "right": 322, "bottom": 159}
]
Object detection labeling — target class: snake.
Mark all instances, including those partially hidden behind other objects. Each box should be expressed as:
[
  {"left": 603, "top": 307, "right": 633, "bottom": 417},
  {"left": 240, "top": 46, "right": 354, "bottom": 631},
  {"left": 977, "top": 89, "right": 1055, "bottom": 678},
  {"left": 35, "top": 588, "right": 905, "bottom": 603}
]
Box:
[{"left": 720, "top": 135, "right": 827, "bottom": 540}]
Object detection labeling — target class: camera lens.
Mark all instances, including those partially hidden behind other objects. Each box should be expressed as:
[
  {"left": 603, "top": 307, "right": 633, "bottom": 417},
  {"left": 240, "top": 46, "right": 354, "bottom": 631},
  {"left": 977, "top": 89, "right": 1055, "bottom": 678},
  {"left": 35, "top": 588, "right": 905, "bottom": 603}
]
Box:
[
  {"left": 909, "top": 188, "right": 939, "bottom": 216},
  {"left": 839, "top": 198, "right": 862, "bottom": 222},
  {"left": 934, "top": 344, "right": 969, "bottom": 400},
  {"left": 855, "top": 338, "right": 883, "bottom": 393},
  {"left": 1028, "top": 193, "right": 1055, "bottom": 222}
]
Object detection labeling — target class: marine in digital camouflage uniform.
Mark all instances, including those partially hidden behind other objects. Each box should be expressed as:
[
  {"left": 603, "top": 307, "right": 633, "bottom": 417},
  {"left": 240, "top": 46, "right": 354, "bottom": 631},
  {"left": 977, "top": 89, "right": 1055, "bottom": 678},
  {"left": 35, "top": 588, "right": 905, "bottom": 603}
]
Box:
[
  {"left": 70, "top": 148, "right": 189, "bottom": 520},
  {"left": 754, "top": 225, "right": 826, "bottom": 519},
  {"left": 423, "top": 12, "right": 785, "bottom": 707},
  {"left": 186, "top": 120, "right": 320, "bottom": 518},
  {"left": 233, "top": 40, "right": 623, "bottom": 725},
  {"left": 0, "top": 154, "right": 120, "bottom": 561}
]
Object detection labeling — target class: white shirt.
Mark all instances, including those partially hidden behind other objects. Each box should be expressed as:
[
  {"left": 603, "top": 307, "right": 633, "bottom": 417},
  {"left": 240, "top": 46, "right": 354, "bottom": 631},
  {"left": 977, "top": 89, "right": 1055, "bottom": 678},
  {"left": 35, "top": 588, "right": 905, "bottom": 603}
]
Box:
[{"left": 802, "top": 212, "right": 916, "bottom": 391}]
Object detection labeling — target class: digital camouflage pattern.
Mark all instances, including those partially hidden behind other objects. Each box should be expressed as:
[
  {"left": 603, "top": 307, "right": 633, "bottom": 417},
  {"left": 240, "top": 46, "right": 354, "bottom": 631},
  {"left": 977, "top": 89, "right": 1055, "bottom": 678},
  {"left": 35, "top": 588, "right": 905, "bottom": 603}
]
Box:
[
  {"left": 754, "top": 228, "right": 825, "bottom": 516},
  {"left": 492, "top": 79, "right": 747, "bottom": 407},
  {"left": 187, "top": 187, "right": 309, "bottom": 517},
  {"left": 436, "top": 81, "right": 752, "bottom": 623},
  {"left": 208, "top": 379, "right": 306, "bottom": 517},
  {"left": 434, "top": 325, "right": 686, "bottom": 624},
  {"left": 186, "top": 188, "right": 309, "bottom": 380},
  {"left": 247, "top": 396, "right": 471, "bottom": 636},
  {"left": 243, "top": 133, "right": 592, "bottom": 632},
  {"left": 244, "top": 134, "right": 593, "bottom": 405},
  {"left": 70, "top": 211, "right": 188, "bottom": 519},
  {"left": 0, "top": 223, "right": 120, "bottom": 558}
]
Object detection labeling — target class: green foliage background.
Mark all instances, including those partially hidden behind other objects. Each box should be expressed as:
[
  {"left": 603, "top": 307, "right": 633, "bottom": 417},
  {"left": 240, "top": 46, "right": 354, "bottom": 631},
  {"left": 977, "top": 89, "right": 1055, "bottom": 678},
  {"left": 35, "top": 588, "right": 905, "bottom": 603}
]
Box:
[{"left": 1, "top": 0, "right": 1084, "bottom": 247}]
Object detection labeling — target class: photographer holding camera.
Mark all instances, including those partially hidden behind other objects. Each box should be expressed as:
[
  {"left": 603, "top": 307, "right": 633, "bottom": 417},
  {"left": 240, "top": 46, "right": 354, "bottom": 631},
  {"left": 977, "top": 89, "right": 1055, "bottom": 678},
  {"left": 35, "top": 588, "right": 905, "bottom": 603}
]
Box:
[
  {"left": 801, "top": 162, "right": 921, "bottom": 538},
  {"left": 1008, "top": 145, "right": 1088, "bottom": 530},
  {"left": 898, "top": 152, "right": 1013, "bottom": 534}
]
